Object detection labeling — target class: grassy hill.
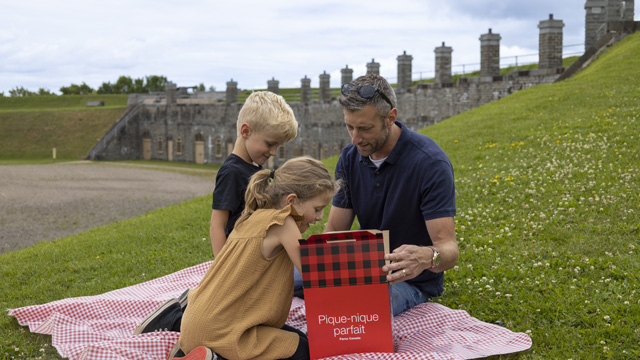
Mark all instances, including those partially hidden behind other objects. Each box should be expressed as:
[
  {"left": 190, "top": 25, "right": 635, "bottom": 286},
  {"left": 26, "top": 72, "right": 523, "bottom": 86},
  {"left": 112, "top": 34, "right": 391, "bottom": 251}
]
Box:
[
  {"left": 0, "top": 94, "right": 128, "bottom": 162},
  {"left": 1, "top": 32, "right": 639, "bottom": 358}
]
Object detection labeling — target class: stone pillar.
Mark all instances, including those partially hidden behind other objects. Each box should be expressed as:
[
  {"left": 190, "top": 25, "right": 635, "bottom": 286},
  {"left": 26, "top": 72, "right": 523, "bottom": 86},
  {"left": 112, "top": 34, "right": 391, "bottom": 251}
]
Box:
[
  {"left": 607, "top": 0, "right": 624, "bottom": 20},
  {"left": 267, "top": 77, "right": 279, "bottom": 94},
  {"left": 585, "top": 0, "right": 607, "bottom": 50},
  {"left": 319, "top": 71, "right": 330, "bottom": 101},
  {"left": 226, "top": 79, "right": 238, "bottom": 103},
  {"left": 165, "top": 82, "right": 177, "bottom": 106},
  {"left": 366, "top": 58, "right": 380, "bottom": 75},
  {"left": 622, "top": 0, "right": 635, "bottom": 21},
  {"left": 341, "top": 65, "right": 353, "bottom": 86},
  {"left": 300, "top": 75, "right": 311, "bottom": 103},
  {"left": 538, "top": 14, "right": 565, "bottom": 70},
  {"left": 606, "top": 0, "right": 635, "bottom": 21},
  {"left": 396, "top": 50, "right": 413, "bottom": 92},
  {"left": 434, "top": 42, "right": 453, "bottom": 85},
  {"left": 480, "top": 28, "right": 501, "bottom": 79}
]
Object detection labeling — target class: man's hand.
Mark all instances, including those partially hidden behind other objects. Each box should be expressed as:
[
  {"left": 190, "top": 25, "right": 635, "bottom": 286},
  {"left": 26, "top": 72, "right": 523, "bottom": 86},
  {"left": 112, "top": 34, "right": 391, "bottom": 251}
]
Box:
[
  {"left": 382, "top": 245, "right": 432, "bottom": 284},
  {"left": 381, "top": 216, "right": 458, "bottom": 284}
]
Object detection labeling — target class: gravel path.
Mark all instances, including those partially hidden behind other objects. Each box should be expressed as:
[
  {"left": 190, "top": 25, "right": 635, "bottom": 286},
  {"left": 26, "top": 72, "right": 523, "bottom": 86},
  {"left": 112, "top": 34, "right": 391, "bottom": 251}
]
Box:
[{"left": 0, "top": 162, "right": 215, "bottom": 255}]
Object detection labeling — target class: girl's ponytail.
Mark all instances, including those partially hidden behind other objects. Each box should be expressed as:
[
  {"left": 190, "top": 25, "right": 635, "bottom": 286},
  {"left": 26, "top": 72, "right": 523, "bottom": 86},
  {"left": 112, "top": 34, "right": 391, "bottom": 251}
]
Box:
[{"left": 238, "top": 169, "right": 273, "bottom": 226}]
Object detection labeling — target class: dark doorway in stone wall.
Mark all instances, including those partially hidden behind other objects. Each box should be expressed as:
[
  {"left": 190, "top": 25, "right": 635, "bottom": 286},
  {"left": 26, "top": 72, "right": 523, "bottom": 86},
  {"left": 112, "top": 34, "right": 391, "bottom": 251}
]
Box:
[{"left": 142, "top": 131, "right": 151, "bottom": 160}]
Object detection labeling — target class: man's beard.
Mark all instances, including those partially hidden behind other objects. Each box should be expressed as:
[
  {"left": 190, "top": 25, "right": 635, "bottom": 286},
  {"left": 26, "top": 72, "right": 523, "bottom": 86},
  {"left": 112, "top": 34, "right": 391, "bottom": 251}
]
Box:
[{"left": 356, "top": 126, "right": 389, "bottom": 157}]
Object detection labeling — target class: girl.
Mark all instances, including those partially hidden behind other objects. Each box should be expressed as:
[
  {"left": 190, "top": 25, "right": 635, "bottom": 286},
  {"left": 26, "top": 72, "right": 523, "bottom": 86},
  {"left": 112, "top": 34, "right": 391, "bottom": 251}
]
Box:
[{"left": 173, "top": 156, "right": 337, "bottom": 360}]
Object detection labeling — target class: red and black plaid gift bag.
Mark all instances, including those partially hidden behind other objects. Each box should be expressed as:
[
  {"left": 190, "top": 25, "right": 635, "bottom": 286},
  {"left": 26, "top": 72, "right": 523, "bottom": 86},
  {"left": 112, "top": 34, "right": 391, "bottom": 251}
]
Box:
[
  {"left": 300, "top": 231, "right": 388, "bottom": 288},
  {"left": 300, "top": 230, "right": 394, "bottom": 359}
]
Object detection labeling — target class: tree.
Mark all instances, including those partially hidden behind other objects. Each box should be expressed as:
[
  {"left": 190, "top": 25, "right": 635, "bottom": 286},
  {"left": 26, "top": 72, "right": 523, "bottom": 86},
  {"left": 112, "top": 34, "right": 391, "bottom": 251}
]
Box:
[
  {"left": 9, "top": 86, "right": 36, "bottom": 97},
  {"left": 60, "top": 82, "right": 94, "bottom": 95},
  {"left": 38, "top": 88, "right": 55, "bottom": 95},
  {"left": 146, "top": 75, "right": 168, "bottom": 92},
  {"left": 78, "top": 83, "right": 94, "bottom": 95},
  {"left": 133, "top": 78, "right": 146, "bottom": 93},
  {"left": 113, "top": 76, "right": 134, "bottom": 94},
  {"left": 97, "top": 82, "right": 114, "bottom": 94},
  {"left": 196, "top": 83, "right": 206, "bottom": 92}
]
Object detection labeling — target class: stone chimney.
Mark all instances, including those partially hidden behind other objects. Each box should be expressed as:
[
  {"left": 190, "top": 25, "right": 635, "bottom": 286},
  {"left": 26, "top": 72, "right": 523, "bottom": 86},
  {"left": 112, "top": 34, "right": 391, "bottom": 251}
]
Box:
[
  {"left": 165, "top": 82, "right": 177, "bottom": 106},
  {"left": 300, "top": 75, "right": 311, "bottom": 103},
  {"left": 585, "top": 0, "right": 607, "bottom": 50},
  {"left": 538, "top": 14, "right": 565, "bottom": 70},
  {"left": 397, "top": 50, "right": 413, "bottom": 92},
  {"left": 367, "top": 58, "right": 380, "bottom": 75},
  {"left": 341, "top": 65, "right": 353, "bottom": 86},
  {"left": 226, "top": 79, "right": 238, "bottom": 104},
  {"left": 480, "top": 28, "right": 501, "bottom": 80},
  {"left": 434, "top": 42, "right": 453, "bottom": 85},
  {"left": 319, "top": 71, "right": 331, "bottom": 101},
  {"left": 267, "top": 77, "right": 279, "bottom": 94}
]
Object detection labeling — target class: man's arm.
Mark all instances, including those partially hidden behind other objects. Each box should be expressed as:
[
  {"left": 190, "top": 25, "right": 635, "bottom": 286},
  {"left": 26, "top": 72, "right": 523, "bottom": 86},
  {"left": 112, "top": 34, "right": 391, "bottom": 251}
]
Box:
[
  {"left": 383, "top": 216, "right": 458, "bottom": 284},
  {"left": 324, "top": 206, "right": 356, "bottom": 232},
  {"left": 210, "top": 209, "right": 230, "bottom": 257}
]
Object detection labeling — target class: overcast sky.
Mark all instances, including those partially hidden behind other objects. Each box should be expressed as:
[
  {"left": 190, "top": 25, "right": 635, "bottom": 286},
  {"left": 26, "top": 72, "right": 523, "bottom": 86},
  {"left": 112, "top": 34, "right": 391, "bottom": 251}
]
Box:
[{"left": 1, "top": 0, "right": 636, "bottom": 95}]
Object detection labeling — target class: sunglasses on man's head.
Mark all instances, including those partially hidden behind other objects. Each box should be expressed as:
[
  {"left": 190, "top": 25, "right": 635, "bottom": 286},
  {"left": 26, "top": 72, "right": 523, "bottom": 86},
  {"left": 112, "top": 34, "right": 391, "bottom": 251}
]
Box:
[{"left": 341, "top": 83, "right": 394, "bottom": 110}]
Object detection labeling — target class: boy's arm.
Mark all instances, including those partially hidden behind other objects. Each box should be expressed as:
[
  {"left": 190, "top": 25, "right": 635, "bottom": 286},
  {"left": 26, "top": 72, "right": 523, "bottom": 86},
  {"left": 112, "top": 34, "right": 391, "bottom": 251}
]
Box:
[{"left": 210, "top": 209, "right": 230, "bottom": 257}]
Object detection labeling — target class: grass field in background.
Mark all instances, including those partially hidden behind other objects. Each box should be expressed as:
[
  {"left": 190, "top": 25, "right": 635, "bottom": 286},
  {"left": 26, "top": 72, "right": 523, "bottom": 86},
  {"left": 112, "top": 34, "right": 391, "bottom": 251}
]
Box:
[
  {"left": 0, "top": 94, "right": 128, "bottom": 112},
  {"left": 1, "top": 33, "right": 639, "bottom": 359},
  {"left": 0, "top": 107, "right": 126, "bottom": 161},
  {"left": 0, "top": 94, "right": 129, "bottom": 161}
]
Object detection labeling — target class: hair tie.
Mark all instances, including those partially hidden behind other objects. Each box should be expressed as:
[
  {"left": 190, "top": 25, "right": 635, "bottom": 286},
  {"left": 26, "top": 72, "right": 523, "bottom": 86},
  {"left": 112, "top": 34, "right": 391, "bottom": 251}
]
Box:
[{"left": 270, "top": 169, "right": 275, "bottom": 180}]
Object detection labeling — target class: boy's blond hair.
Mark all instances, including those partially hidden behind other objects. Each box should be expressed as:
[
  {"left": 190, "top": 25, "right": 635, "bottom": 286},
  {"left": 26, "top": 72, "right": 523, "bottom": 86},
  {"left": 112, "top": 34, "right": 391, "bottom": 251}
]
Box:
[{"left": 237, "top": 91, "right": 298, "bottom": 141}]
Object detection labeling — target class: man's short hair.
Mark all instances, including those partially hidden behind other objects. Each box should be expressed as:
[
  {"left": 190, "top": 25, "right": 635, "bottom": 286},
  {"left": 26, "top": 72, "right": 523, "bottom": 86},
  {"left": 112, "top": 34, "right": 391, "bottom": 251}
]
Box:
[
  {"left": 237, "top": 91, "right": 298, "bottom": 141},
  {"left": 339, "top": 73, "right": 397, "bottom": 119}
]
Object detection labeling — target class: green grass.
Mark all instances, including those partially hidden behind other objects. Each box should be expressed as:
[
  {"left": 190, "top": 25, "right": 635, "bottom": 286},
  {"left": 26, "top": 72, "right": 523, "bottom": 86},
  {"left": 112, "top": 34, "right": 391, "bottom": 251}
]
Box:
[
  {"left": 421, "top": 33, "right": 640, "bottom": 358},
  {"left": 0, "top": 94, "right": 128, "bottom": 112},
  {"left": 1, "top": 33, "right": 639, "bottom": 359},
  {"left": 0, "top": 107, "right": 125, "bottom": 161},
  {"left": 0, "top": 94, "right": 128, "bottom": 161}
]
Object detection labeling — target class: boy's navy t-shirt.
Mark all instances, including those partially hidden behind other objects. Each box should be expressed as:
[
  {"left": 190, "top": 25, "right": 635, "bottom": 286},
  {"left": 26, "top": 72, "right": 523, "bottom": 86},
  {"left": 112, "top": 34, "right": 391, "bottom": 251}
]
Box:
[
  {"left": 333, "top": 121, "right": 456, "bottom": 298},
  {"left": 212, "top": 154, "right": 262, "bottom": 236}
]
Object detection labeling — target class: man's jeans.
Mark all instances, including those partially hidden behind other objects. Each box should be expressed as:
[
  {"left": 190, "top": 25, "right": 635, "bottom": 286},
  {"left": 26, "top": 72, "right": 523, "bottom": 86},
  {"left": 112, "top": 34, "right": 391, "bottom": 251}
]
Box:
[
  {"left": 294, "top": 267, "right": 303, "bottom": 289},
  {"left": 390, "top": 281, "right": 428, "bottom": 316}
]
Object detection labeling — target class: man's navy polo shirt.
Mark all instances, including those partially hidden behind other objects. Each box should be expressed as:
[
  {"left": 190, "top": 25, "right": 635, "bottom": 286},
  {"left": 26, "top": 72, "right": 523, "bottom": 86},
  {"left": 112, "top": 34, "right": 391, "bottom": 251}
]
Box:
[{"left": 333, "top": 120, "right": 456, "bottom": 297}]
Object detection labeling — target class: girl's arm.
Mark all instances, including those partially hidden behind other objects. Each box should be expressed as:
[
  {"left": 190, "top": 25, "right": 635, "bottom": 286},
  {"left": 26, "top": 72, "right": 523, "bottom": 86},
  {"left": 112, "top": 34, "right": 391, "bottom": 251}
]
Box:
[{"left": 264, "top": 216, "right": 303, "bottom": 275}]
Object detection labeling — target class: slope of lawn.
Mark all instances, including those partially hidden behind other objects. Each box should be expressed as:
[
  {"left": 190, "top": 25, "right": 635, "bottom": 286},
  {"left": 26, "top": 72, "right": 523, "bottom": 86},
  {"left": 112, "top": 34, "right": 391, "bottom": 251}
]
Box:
[
  {"left": 423, "top": 32, "right": 639, "bottom": 358},
  {"left": 0, "top": 95, "right": 128, "bottom": 162}
]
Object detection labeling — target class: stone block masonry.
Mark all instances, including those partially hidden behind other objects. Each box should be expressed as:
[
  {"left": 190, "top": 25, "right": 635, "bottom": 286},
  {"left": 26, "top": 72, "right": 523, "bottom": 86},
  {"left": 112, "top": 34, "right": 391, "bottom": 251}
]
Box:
[
  {"left": 89, "top": 2, "right": 636, "bottom": 165},
  {"left": 90, "top": 69, "right": 560, "bottom": 166}
]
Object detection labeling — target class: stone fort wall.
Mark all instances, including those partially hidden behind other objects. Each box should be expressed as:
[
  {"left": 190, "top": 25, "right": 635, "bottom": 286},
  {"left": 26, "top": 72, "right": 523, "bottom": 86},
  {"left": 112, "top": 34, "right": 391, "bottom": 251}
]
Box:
[{"left": 88, "top": 2, "right": 635, "bottom": 167}]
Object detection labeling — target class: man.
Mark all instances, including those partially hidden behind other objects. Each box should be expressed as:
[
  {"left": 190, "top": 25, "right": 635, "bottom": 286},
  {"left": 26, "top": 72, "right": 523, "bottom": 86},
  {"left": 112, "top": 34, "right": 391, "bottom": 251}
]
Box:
[{"left": 325, "top": 73, "right": 458, "bottom": 316}]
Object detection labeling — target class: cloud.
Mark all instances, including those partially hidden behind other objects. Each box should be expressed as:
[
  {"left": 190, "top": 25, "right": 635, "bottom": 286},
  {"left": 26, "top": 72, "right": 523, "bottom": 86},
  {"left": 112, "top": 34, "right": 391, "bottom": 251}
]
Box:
[{"left": 0, "top": 0, "right": 618, "bottom": 94}]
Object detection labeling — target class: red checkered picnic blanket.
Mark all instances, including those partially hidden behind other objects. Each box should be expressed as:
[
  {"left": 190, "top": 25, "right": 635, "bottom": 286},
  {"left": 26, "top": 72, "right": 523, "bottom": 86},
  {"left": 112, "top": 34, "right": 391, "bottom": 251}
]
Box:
[{"left": 9, "top": 261, "right": 531, "bottom": 360}]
